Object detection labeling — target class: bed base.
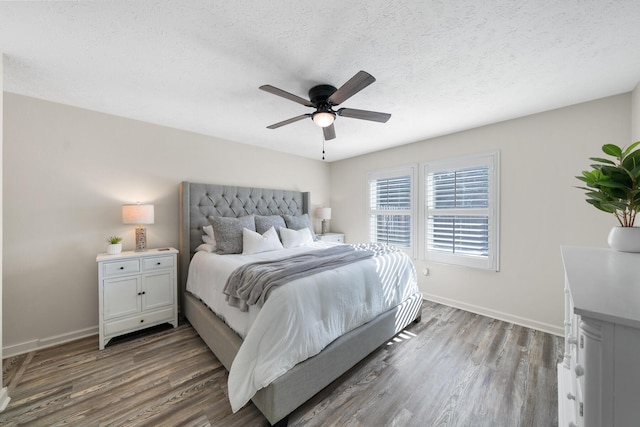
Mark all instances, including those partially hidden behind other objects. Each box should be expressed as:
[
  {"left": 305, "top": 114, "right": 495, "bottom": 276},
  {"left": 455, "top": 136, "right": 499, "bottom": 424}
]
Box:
[{"left": 185, "top": 291, "right": 422, "bottom": 425}]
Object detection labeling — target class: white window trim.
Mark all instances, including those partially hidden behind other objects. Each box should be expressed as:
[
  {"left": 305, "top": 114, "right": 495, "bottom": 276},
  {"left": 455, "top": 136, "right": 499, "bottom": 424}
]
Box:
[
  {"left": 422, "top": 151, "right": 500, "bottom": 271},
  {"left": 367, "top": 164, "right": 418, "bottom": 258}
]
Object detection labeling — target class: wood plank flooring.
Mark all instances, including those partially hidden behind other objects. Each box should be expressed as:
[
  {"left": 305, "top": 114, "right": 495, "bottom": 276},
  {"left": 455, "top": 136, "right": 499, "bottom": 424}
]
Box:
[{"left": 1, "top": 301, "right": 563, "bottom": 426}]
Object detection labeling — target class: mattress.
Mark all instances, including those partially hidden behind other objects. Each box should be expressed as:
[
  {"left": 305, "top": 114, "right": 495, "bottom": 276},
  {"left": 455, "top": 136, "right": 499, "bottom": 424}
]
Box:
[{"left": 186, "top": 241, "right": 337, "bottom": 337}]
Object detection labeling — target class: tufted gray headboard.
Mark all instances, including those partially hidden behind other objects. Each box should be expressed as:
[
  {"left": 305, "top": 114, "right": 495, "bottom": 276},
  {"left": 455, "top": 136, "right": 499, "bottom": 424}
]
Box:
[{"left": 178, "top": 182, "right": 310, "bottom": 309}]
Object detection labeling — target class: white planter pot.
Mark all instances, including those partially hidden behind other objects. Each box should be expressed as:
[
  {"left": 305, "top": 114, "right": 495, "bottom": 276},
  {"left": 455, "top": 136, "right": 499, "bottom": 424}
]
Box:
[
  {"left": 106, "top": 243, "right": 122, "bottom": 255},
  {"left": 607, "top": 226, "right": 640, "bottom": 252}
]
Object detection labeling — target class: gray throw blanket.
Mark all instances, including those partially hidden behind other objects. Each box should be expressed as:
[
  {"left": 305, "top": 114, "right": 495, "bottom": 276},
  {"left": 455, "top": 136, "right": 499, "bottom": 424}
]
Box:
[{"left": 224, "top": 244, "right": 392, "bottom": 311}]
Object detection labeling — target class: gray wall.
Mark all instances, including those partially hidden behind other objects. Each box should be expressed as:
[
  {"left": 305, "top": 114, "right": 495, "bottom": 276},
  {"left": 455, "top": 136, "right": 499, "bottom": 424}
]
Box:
[
  {"left": 2, "top": 93, "right": 330, "bottom": 354},
  {"left": 330, "top": 94, "right": 632, "bottom": 334}
]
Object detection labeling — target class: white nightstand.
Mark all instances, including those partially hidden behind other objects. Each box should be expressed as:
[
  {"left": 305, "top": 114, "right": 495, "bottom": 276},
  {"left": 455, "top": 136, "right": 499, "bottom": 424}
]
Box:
[
  {"left": 96, "top": 248, "right": 178, "bottom": 350},
  {"left": 316, "top": 232, "right": 345, "bottom": 243}
]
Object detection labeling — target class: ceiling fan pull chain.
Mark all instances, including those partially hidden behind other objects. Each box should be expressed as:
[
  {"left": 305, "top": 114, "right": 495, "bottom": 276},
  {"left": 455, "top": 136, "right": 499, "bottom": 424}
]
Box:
[{"left": 322, "top": 134, "right": 326, "bottom": 160}]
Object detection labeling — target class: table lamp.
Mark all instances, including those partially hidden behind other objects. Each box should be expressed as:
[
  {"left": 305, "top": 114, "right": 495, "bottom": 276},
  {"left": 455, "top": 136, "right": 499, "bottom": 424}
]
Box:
[
  {"left": 122, "top": 203, "right": 154, "bottom": 251},
  {"left": 316, "top": 207, "right": 332, "bottom": 235}
]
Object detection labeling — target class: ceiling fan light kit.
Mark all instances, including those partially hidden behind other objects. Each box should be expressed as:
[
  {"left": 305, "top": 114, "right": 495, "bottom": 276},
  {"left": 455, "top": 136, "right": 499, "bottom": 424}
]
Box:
[
  {"left": 312, "top": 111, "right": 335, "bottom": 127},
  {"left": 259, "top": 70, "right": 391, "bottom": 141}
]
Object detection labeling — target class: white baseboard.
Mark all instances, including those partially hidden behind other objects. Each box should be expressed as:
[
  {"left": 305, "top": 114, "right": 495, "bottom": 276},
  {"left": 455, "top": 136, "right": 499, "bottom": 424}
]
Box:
[
  {"left": 422, "top": 293, "right": 564, "bottom": 336},
  {"left": 3, "top": 326, "right": 98, "bottom": 358},
  {"left": 0, "top": 387, "right": 10, "bottom": 412}
]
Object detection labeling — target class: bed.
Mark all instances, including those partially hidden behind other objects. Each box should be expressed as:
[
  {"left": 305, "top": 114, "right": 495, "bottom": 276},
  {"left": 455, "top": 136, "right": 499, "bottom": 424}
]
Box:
[{"left": 178, "top": 181, "right": 423, "bottom": 425}]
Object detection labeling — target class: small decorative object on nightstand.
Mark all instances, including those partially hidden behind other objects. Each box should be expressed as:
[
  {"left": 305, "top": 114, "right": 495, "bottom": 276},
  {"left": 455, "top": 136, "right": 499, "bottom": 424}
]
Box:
[
  {"left": 96, "top": 247, "right": 178, "bottom": 350},
  {"left": 105, "top": 236, "right": 123, "bottom": 255},
  {"left": 315, "top": 207, "right": 332, "bottom": 235},
  {"left": 122, "top": 203, "right": 154, "bottom": 251},
  {"left": 316, "top": 232, "right": 344, "bottom": 243}
]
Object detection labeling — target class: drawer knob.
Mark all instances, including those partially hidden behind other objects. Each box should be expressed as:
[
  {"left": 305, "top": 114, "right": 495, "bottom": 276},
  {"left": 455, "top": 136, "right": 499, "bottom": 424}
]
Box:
[
  {"left": 140, "top": 319, "right": 144, "bottom": 323},
  {"left": 157, "top": 262, "right": 161, "bottom": 265},
  {"left": 568, "top": 335, "right": 578, "bottom": 346},
  {"left": 567, "top": 392, "right": 576, "bottom": 400},
  {"left": 120, "top": 266, "right": 124, "bottom": 270},
  {"left": 575, "top": 364, "right": 585, "bottom": 377}
]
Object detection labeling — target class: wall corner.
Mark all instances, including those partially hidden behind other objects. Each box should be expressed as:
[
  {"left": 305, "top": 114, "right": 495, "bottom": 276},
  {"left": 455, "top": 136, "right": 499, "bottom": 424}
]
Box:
[
  {"left": 631, "top": 80, "right": 640, "bottom": 142},
  {"left": 0, "top": 51, "right": 9, "bottom": 411}
]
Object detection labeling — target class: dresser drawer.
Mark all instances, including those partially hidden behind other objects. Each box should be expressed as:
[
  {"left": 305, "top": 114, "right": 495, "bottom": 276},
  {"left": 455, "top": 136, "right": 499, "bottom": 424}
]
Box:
[
  {"left": 103, "top": 259, "right": 140, "bottom": 277},
  {"left": 142, "top": 256, "right": 174, "bottom": 271},
  {"left": 103, "top": 307, "right": 175, "bottom": 337}
]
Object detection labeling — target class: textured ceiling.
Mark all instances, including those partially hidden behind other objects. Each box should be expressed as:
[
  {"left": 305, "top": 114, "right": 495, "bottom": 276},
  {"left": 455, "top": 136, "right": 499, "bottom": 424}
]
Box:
[{"left": 2, "top": 1, "right": 640, "bottom": 161}]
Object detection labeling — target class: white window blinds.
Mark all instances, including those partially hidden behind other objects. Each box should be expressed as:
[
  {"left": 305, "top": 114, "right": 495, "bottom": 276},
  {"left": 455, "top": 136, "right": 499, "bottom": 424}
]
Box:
[
  {"left": 367, "top": 166, "right": 416, "bottom": 257},
  {"left": 424, "top": 152, "right": 499, "bottom": 270}
]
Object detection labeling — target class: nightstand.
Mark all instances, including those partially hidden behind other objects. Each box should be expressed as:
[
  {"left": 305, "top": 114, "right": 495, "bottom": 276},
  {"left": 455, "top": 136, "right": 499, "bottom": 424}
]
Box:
[
  {"left": 96, "top": 248, "right": 178, "bottom": 349},
  {"left": 316, "top": 232, "right": 345, "bottom": 243}
]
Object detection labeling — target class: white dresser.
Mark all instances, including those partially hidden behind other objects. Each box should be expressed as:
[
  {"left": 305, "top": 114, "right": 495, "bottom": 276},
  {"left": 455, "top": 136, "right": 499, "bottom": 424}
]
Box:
[
  {"left": 559, "top": 246, "right": 640, "bottom": 427},
  {"left": 96, "top": 248, "right": 178, "bottom": 350}
]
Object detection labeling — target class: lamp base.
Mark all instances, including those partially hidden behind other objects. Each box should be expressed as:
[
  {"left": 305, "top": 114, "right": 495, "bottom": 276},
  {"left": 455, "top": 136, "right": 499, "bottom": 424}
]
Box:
[
  {"left": 321, "top": 219, "right": 329, "bottom": 235},
  {"left": 135, "top": 226, "right": 148, "bottom": 251}
]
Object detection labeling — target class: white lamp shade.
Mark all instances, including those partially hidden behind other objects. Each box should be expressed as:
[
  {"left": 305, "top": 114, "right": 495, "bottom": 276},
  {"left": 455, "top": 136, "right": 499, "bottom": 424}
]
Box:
[
  {"left": 122, "top": 204, "right": 154, "bottom": 225},
  {"left": 312, "top": 111, "right": 335, "bottom": 127},
  {"left": 316, "top": 207, "right": 332, "bottom": 220}
]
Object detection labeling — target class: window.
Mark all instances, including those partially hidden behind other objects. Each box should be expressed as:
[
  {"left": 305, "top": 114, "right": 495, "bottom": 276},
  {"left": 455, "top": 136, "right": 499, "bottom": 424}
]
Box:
[
  {"left": 367, "top": 165, "right": 417, "bottom": 257},
  {"left": 424, "top": 152, "right": 499, "bottom": 270}
]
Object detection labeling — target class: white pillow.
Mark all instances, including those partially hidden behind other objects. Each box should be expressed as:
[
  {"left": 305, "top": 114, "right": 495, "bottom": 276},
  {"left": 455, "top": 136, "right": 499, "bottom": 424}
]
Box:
[
  {"left": 242, "top": 226, "right": 283, "bottom": 255},
  {"left": 202, "top": 224, "right": 217, "bottom": 246},
  {"left": 195, "top": 243, "right": 216, "bottom": 253},
  {"left": 279, "top": 226, "right": 313, "bottom": 248}
]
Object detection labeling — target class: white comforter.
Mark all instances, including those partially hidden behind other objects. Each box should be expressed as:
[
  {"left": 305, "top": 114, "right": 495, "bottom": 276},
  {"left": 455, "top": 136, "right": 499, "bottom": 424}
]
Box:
[{"left": 186, "top": 242, "right": 419, "bottom": 412}]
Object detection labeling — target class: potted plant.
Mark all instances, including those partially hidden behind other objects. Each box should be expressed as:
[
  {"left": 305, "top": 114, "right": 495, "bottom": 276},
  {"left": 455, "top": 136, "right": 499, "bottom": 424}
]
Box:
[
  {"left": 576, "top": 141, "right": 640, "bottom": 252},
  {"left": 106, "top": 236, "right": 123, "bottom": 255}
]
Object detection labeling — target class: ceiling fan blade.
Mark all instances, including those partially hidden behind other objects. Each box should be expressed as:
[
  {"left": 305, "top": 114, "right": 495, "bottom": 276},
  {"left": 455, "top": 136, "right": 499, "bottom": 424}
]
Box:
[
  {"left": 327, "top": 71, "right": 376, "bottom": 106},
  {"left": 260, "top": 85, "right": 314, "bottom": 107},
  {"left": 267, "top": 114, "right": 311, "bottom": 129},
  {"left": 323, "top": 123, "right": 336, "bottom": 140},
  {"left": 337, "top": 108, "right": 391, "bottom": 123}
]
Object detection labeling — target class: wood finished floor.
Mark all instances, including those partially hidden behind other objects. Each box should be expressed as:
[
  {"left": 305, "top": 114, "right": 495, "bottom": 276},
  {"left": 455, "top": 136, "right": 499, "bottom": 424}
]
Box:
[{"left": 1, "top": 301, "right": 563, "bottom": 426}]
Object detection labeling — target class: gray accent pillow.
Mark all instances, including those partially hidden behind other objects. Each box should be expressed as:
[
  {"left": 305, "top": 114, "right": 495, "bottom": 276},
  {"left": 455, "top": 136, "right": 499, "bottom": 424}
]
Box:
[
  {"left": 255, "top": 215, "right": 287, "bottom": 239},
  {"left": 282, "top": 213, "right": 317, "bottom": 240},
  {"left": 208, "top": 215, "right": 256, "bottom": 254}
]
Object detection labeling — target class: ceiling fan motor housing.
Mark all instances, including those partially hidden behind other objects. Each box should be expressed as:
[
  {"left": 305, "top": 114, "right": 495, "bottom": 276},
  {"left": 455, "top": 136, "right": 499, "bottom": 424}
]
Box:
[{"left": 309, "top": 84, "right": 337, "bottom": 106}]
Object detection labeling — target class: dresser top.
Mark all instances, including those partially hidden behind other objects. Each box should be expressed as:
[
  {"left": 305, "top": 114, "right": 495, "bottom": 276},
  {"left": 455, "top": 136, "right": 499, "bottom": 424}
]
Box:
[
  {"left": 96, "top": 247, "right": 178, "bottom": 262},
  {"left": 562, "top": 246, "right": 640, "bottom": 328}
]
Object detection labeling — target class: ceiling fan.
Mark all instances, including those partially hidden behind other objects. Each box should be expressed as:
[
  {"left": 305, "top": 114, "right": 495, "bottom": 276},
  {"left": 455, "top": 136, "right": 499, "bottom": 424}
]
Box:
[{"left": 259, "top": 70, "right": 391, "bottom": 141}]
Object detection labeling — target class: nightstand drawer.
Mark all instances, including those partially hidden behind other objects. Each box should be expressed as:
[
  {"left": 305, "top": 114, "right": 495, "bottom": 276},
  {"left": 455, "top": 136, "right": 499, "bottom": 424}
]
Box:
[
  {"left": 103, "top": 307, "right": 175, "bottom": 337},
  {"left": 103, "top": 259, "right": 140, "bottom": 277},
  {"left": 142, "top": 256, "right": 174, "bottom": 271}
]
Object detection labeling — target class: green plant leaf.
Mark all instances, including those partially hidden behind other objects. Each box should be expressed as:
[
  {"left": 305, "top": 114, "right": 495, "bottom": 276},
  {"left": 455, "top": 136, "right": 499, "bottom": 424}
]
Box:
[
  {"left": 602, "top": 144, "right": 622, "bottom": 157},
  {"left": 596, "top": 180, "right": 627, "bottom": 189},
  {"left": 629, "top": 164, "right": 640, "bottom": 179},
  {"left": 622, "top": 150, "right": 640, "bottom": 170},
  {"left": 585, "top": 191, "right": 610, "bottom": 201},
  {"left": 588, "top": 201, "right": 616, "bottom": 213},
  {"left": 588, "top": 157, "right": 616, "bottom": 165},
  {"left": 622, "top": 141, "right": 640, "bottom": 157}
]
